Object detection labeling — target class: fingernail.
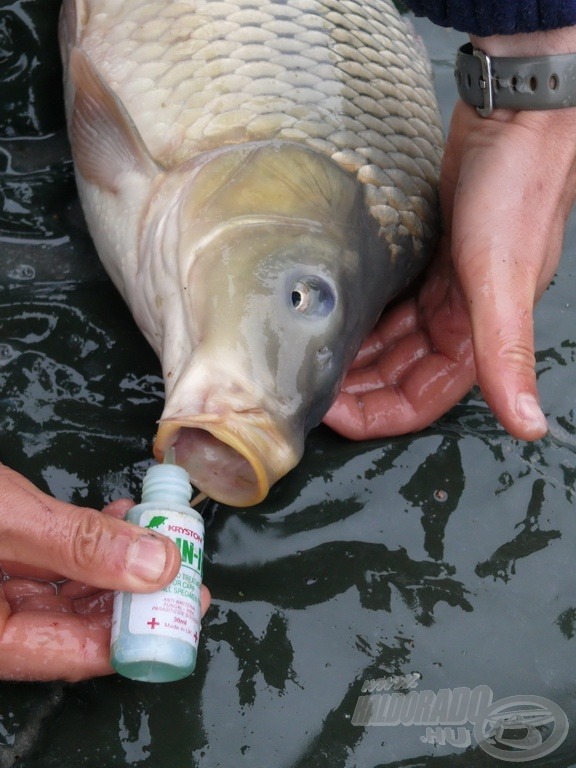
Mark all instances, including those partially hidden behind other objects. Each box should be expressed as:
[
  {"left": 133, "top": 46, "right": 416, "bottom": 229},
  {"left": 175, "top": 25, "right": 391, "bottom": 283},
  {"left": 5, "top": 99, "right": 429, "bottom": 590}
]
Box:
[
  {"left": 516, "top": 393, "right": 548, "bottom": 434},
  {"left": 126, "top": 535, "right": 167, "bottom": 583}
]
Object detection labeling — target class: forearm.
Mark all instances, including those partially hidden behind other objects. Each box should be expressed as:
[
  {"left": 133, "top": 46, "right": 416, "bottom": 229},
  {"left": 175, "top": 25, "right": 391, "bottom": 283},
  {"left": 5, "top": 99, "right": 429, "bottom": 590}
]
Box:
[{"left": 470, "top": 24, "right": 576, "bottom": 56}]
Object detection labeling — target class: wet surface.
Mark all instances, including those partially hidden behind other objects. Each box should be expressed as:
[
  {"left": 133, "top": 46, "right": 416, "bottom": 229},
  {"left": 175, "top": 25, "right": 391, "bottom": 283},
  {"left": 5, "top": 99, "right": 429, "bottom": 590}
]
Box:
[{"left": 2, "top": 3, "right": 576, "bottom": 767}]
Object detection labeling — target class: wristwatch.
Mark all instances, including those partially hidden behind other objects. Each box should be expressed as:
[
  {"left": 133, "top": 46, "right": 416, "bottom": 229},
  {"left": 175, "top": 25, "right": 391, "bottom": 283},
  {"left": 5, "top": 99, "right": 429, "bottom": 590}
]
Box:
[{"left": 454, "top": 41, "right": 576, "bottom": 117}]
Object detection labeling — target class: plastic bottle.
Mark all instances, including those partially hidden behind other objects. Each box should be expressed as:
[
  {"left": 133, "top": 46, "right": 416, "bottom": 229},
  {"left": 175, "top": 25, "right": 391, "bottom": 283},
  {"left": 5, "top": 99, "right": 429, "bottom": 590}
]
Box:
[{"left": 110, "top": 462, "right": 204, "bottom": 683}]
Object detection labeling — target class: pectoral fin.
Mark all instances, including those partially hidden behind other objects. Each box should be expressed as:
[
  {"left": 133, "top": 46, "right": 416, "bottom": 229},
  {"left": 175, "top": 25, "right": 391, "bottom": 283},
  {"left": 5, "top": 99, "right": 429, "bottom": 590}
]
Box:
[
  {"left": 70, "top": 48, "right": 161, "bottom": 192},
  {"left": 59, "top": 0, "right": 86, "bottom": 50}
]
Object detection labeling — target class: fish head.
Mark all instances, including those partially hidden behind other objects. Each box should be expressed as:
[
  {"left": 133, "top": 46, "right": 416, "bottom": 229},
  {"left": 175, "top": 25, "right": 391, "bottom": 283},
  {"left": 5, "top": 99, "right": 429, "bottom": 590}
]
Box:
[{"left": 150, "top": 144, "right": 386, "bottom": 507}]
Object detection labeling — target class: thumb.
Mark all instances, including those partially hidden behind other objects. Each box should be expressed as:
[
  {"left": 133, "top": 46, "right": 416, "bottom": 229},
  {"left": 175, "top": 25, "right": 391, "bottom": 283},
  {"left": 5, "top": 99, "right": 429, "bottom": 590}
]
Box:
[
  {"left": 444, "top": 107, "right": 559, "bottom": 442},
  {"left": 0, "top": 465, "right": 181, "bottom": 592},
  {"left": 470, "top": 279, "right": 547, "bottom": 440},
  {"left": 453, "top": 236, "right": 548, "bottom": 440}
]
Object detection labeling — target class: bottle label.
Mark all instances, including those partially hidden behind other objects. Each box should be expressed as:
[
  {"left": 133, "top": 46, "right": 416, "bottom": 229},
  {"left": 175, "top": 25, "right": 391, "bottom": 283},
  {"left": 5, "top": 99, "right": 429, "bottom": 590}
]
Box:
[{"left": 111, "top": 508, "right": 204, "bottom": 645}]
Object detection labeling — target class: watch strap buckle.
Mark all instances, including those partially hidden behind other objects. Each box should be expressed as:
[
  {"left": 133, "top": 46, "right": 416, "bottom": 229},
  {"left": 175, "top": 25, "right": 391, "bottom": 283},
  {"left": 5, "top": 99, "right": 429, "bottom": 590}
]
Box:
[
  {"left": 455, "top": 42, "right": 576, "bottom": 116},
  {"left": 472, "top": 47, "right": 494, "bottom": 117}
]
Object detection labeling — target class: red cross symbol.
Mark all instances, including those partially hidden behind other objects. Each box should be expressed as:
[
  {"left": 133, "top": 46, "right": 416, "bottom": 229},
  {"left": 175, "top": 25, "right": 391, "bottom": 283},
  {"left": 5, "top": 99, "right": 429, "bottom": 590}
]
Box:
[{"left": 147, "top": 617, "right": 160, "bottom": 629}]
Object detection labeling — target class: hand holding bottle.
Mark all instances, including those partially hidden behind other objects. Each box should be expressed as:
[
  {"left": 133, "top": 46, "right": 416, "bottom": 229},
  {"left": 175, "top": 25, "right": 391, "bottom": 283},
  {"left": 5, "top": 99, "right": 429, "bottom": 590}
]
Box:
[{"left": 0, "top": 464, "right": 210, "bottom": 682}]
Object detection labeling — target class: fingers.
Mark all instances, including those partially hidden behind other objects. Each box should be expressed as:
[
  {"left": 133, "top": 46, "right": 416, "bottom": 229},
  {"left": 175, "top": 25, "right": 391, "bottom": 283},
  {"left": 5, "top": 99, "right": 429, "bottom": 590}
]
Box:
[
  {"left": 324, "top": 243, "right": 476, "bottom": 440},
  {"left": 459, "top": 253, "right": 547, "bottom": 440},
  {"left": 0, "top": 465, "right": 181, "bottom": 594},
  {"left": 335, "top": 302, "right": 431, "bottom": 392},
  {"left": 200, "top": 584, "right": 211, "bottom": 616},
  {"left": 101, "top": 498, "right": 136, "bottom": 519},
  {"left": 449, "top": 121, "right": 542, "bottom": 438},
  {"left": 343, "top": 300, "right": 421, "bottom": 372},
  {"left": 324, "top": 348, "right": 474, "bottom": 439},
  {"left": 0, "top": 577, "right": 113, "bottom": 681},
  {"left": 0, "top": 581, "right": 212, "bottom": 681},
  {"left": 2, "top": 578, "right": 62, "bottom": 609},
  {"left": 0, "top": 500, "right": 138, "bottom": 584},
  {"left": 0, "top": 607, "right": 114, "bottom": 681},
  {"left": 445, "top": 104, "right": 574, "bottom": 440}
]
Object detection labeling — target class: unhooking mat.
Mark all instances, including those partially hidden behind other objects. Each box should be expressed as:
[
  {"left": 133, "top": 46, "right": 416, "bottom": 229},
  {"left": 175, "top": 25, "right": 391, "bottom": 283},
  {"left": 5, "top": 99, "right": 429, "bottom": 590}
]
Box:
[{"left": 1, "top": 3, "right": 576, "bottom": 766}]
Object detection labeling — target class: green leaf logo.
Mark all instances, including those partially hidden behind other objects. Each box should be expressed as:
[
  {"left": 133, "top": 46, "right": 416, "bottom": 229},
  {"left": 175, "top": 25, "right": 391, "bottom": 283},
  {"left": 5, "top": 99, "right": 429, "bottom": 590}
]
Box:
[{"left": 145, "top": 515, "right": 168, "bottom": 530}]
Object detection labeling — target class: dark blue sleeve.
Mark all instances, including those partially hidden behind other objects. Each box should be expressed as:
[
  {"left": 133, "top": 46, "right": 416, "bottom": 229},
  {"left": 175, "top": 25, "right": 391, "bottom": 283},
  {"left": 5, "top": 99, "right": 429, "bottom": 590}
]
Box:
[{"left": 404, "top": 1, "right": 576, "bottom": 36}]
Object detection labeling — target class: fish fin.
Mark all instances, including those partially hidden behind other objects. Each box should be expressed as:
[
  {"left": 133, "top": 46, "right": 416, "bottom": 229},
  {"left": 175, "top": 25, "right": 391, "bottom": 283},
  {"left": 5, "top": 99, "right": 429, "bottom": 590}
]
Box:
[
  {"left": 60, "top": 0, "right": 86, "bottom": 47},
  {"left": 70, "top": 48, "right": 160, "bottom": 192},
  {"left": 59, "top": 0, "right": 86, "bottom": 69}
]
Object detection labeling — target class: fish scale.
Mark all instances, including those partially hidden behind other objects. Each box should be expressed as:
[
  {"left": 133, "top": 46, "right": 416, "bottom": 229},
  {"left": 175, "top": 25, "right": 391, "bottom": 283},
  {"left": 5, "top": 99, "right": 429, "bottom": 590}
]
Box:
[{"left": 79, "top": 0, "right": 442, "bottom": 244}]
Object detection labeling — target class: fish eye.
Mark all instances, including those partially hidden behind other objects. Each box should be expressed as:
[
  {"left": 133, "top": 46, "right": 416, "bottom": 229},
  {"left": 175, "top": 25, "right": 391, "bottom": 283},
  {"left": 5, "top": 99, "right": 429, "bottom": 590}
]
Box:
[{"left": 290, "top": 277, "right": 335, "bottom": 318}]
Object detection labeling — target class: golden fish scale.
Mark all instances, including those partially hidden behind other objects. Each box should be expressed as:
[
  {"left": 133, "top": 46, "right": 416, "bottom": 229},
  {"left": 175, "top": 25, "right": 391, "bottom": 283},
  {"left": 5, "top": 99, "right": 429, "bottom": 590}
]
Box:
[{"left": 81, "top": 0, "right": 442, "bottom": 242}]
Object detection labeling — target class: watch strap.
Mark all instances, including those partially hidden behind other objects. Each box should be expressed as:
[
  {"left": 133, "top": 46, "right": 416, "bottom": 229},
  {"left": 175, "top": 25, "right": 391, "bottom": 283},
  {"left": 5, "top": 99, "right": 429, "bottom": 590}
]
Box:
[{"left": 455, "top": 42, "right": 576, "bottom": 117}]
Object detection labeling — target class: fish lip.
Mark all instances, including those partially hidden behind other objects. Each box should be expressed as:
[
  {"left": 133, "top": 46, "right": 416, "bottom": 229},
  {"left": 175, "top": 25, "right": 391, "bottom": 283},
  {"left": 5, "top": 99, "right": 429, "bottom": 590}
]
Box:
[{"left": 153, "top": 411, "right": 300, "bottom": 508}]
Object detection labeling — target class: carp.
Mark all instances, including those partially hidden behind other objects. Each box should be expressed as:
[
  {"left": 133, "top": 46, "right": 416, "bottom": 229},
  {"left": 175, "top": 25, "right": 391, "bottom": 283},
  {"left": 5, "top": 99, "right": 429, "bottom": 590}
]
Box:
[{"left": 60, "top": 0, "right": 443, "bottom": 506}]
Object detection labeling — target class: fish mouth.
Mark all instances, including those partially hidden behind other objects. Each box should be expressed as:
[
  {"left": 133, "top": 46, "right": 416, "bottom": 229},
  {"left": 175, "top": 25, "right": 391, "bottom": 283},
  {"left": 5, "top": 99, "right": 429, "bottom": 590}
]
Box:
[{"left": 153, "top": 412, "right": 300, "bottom": 507}]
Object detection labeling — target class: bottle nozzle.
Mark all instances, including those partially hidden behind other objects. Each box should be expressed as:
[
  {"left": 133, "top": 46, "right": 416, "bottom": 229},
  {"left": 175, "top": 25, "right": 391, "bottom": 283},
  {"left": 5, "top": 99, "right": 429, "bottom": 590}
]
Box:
[{"left": 163, "top": 447, "right": 177, "bottom": 465}]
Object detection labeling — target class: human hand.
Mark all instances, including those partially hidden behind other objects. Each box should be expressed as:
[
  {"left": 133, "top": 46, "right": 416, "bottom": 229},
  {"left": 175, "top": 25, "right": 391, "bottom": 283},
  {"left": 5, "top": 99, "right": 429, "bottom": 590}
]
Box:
[
  {"left": 324, "top": 28, "right": 576, "bottom": 442},
  {"left": 0, "top": 464, "right": 211, "bottom": 682}
]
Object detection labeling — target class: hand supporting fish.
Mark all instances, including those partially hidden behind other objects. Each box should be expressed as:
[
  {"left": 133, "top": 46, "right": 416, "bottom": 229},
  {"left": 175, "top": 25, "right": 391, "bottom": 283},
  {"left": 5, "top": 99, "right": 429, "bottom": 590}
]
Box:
[{"left": 60, "top": 0, "right": 443, "bottom": 506}]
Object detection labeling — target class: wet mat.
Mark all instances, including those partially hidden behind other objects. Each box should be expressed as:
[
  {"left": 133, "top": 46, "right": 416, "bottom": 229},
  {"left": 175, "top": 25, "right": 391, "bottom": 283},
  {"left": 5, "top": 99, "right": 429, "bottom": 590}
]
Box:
[{"left": 1, "top": 3, "right": 576, "bottom": 766}]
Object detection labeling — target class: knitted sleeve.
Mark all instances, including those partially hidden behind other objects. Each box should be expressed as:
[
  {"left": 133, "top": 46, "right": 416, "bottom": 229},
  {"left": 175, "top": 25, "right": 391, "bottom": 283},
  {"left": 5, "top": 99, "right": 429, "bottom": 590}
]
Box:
[{"left": 403, "top": 1, "right": 576, "bottom": 36}]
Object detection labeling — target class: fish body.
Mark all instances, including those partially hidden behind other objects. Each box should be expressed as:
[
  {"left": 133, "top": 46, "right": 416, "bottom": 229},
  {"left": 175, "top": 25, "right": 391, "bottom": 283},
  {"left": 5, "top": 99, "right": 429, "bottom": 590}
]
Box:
[{"left": 60, "top": 0, "right": 443, "bottom": 506}]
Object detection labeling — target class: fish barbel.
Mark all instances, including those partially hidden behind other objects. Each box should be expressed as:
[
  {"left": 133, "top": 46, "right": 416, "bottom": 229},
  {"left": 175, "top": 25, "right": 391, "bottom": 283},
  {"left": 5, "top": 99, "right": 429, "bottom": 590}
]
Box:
[{"left": 60, "top": 0, "right": 443, "bottom": 506}]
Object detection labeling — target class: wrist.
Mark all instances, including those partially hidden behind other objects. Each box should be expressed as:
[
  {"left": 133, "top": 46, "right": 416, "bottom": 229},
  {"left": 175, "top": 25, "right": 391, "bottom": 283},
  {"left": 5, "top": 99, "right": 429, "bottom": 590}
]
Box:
[
  {"left": 470, "top": 26, "right": 576, "bottom": 57},
  {"left": 456, "top": 27, "right": 576, "bottom": 117}
]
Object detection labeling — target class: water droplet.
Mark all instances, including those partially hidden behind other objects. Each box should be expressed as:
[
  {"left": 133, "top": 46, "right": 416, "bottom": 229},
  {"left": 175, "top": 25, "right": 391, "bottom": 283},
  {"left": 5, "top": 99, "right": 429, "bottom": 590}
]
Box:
[
  {"left": 68, "top": 334, "right": 83, "bottom": 352},
  {"left": 7, "top": 264, "right": 35, "bottom": 281},
  {"left": 0, "top": 344, "right": 17, "bottom": 365}
]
